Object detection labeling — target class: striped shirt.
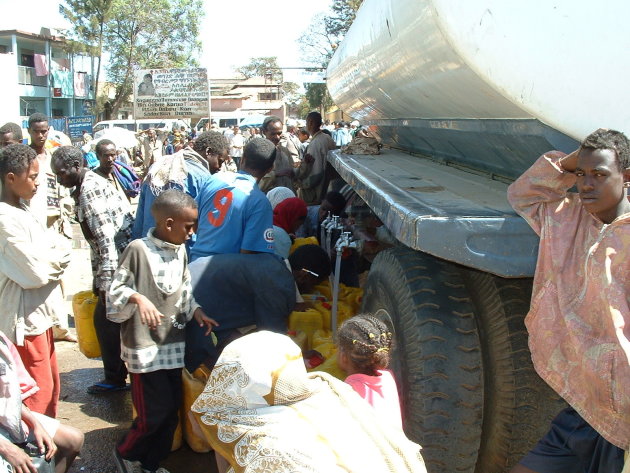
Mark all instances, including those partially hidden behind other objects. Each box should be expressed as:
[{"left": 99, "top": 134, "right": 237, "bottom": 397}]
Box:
[
  {"left": 107, "top": 229, "right": 199, "bottom": 373},
  {"left": 77, "top": 170, "right": 134, "bottom": 290}
]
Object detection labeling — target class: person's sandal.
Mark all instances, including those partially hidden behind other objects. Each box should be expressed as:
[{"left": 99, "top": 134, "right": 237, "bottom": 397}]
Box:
[
  {"left": 113, "top": 447, "right": 141, "bottom": 473},
  {"left": 61, "top": 334, "right": 78, "bottom": 342},
  {"left": 88, "top": 382, "right": 130, "bottom": 394}
]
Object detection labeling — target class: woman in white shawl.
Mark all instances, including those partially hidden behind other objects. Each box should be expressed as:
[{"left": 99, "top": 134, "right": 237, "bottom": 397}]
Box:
[{"left": 190, "top": 331, "right": 426, "bottom": 473}]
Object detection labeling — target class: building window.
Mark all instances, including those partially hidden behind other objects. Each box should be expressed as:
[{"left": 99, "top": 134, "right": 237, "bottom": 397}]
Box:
[
  {"left": 18, "top": 66, "right": 47, "bottom": 87},
  {"left": 0, "top": 45, "right": 7, "bottom": 53},
  {"left": 258, "top": 91, "right": 280, "bottom": 101},
  {"left": 21, "top": 52, "right": 35, "bottom": 67}
]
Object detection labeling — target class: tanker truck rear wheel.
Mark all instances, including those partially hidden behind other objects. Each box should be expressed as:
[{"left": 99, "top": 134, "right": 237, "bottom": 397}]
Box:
[
  {"left": 363, "top": 248, "right": 483, "bottom": 473},
  {"left": 460, "top": 269, "right": 566, "bottom": 472},
  {"left": 362, "top": 248, "right": 565, "bottom": 473}
]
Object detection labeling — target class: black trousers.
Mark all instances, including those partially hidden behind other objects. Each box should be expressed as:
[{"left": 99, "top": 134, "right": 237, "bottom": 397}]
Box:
[
  {"left": 117, "top": 368, "right": 183, "bottom": 471},
  {"left": 520, "top": 407, "right": 624, "bottom": 473},
  {"left": 93, "top": 296, "right": 128, "bottom": 385}
]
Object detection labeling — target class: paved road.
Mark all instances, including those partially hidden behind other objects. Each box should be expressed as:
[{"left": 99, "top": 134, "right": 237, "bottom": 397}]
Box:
[{"left": 58, "top": 225, "right": 219, "bottom": 473}]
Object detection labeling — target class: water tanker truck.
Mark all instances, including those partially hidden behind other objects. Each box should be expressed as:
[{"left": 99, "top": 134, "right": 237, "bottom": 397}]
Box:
[{"left": 324, "top": 1, "right": 630, "bottom": 472}]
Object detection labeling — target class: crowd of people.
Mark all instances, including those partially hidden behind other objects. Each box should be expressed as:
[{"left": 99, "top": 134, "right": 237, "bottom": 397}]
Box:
[
  {"left": 0, "top": 111, "right": 427, "bottom": 473},
  {"left": 0, "top": 111, "right": 629, "bottom": 473}
]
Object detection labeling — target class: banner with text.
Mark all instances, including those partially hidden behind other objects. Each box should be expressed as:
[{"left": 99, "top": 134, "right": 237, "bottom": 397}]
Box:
[
  {"left": 133, "top": 68, "right": 209, "bottom": 119},
  {"left": 67, "top": 116, "right": 95, "bottom": 138}
]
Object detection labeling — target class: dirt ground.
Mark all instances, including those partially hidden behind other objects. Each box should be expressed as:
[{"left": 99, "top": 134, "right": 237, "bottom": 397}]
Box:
[{"left": 57, "top": 225, "right": 218, "bottom": 473}]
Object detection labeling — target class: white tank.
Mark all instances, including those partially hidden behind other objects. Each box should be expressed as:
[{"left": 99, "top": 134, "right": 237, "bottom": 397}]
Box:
[{"left": 327, "top": 0, "right": 630, "bottom": 178}]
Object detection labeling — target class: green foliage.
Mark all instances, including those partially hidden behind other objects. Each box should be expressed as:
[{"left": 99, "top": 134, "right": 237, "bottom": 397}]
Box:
[
  {"left": 298, "top": 0, "right": 363, "bottom": 67},
  {"left": 297, "top": 0, "right": 363, "bottom": 112},
  {"left": 60, "top": 0, "right": 113, "bottom": 111},
  {"left": 59, "top": 0, "right": 113, "bottom": 55},
  {"left": 61, "top": 0, "right": 203, "bottom": 116},
  {"left": 236, "top": 56, "right": 282, "bottom": 82},
  {"left": 305, "top": 83, "right": 333, "bottom": 113},
  {"left": 297, "top": 13, "right": 335, "bottom": 68},
  {"left": 282, "top": 81, "right": 300, "bottom": 102},
  {"left": 234, "top": 57, "right": 302, "bottom": 105},
  {"left": 295, "top": 96, "right": 312, "bottom": 120},
  {"left": 325, "top": 0, "right": 363, "bottom": 38}
]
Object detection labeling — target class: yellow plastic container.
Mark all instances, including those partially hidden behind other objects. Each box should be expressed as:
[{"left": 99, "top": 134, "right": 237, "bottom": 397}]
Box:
[
  {"left": 341, "top": 287, "right": 364, "bottom": 314},
  {"left": 288, "top": 309, "right": 323, "bottom": 350},
  {"left": 290, "top": 236, "right": 319, "bottom": 255},
  {"left": 309, "top": 331, "right": 346, "bottom": 380},
  {"left": 335, "top": 301, "right": 354, "bottom": 329},
  {"left": 314, "top": 300, "right": 354, "bottom": 331},
  {"left": 72, "top": 290, "right": 101, "bottom": 359},
  {"left": 313, "top": 301, "right": 332, "bottom": 331},
  {"left": 312, "top": 329, "right": 333, "bottom": 350},
  {"left": 288, "top": 330, "right": 308, "bottom": 353},
  {"left": 312, "top": 342, "right": 336, "bottom": 360},
  {"left": 313, "top": 282, "right": 332, "bottom": 301},
  {"left": 132, "top": 403, "right": 182, "bottom": 451},
  {"left": 71, "top": 290, "right": 92, "bottom": 311},
  {"left": 182, "top": 367, "right": 213, "bottom": 453},
  {"left": 315, "top": 356, "right": 346, "bottom": 380},
  {"left": 308, "top": 342, "right": 346, "bottom": 380},
  {"left": 172, "top": 415, "right": 183, "bottom": 451}
]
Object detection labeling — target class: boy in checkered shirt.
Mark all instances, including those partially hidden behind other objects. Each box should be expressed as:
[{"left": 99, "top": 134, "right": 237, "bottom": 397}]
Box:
[{"left": 107, "top": 189, "right": 217, "bottom": 473}]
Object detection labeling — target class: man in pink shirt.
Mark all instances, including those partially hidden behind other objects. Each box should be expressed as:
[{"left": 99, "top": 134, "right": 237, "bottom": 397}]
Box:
[{"left": 507, "top": 129, "right": 630, "bottom": 473}]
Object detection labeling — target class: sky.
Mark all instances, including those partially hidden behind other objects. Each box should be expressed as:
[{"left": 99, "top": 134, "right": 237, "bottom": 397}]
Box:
[{"left": 0, "top": 0, "right": 331, "bottom": 81}]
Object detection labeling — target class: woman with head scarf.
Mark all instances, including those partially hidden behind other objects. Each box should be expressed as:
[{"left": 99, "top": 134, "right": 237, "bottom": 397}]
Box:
[
  {"left": 190, "top": 331, "right": 427, "bottom": 473},
  {"left": 272, "top": 197, "right": 307, "bottom": 259},
  {"left": 266, "top": 186, "right": 295, "bottom": 210}
]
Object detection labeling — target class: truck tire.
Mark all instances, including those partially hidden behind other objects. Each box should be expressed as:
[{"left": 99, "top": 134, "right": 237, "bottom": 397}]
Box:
[
  {"left": 362, "top": 248, "right": 484, "bottom": 473},
  {"left": 362, "top": 248, "right": 566, "bottom": 473},
  {"left": 461, "top": 269, "right": 566, "bottom": 473}
]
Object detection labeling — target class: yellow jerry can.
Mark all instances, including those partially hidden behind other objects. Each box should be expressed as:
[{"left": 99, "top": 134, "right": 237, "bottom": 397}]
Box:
[
  {"left": 288, "top": 309, "right": 323, "bottom": 350},
  {"left": 288, "top": 330, "right": 308, "bottom": 352},
  {"left": 71, "top": 290, "right": 101, "bottom": 359},
  {"left": 312, "top": 282, "right": 332, "bottom": 301},
  {"left": 312, "top": 329, "right": 333, "bottom": 349},
  {"left": 289, "top": 236, "right": 319, "bottom": 255},
  {"left": 182, "top": 367, "right": 213, "bottom": 453}
]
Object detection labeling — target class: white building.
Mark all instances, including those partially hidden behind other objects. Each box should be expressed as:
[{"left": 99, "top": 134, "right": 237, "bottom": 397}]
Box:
[{"left": 0, "top": 28, "right": 95, "bottom": 124}]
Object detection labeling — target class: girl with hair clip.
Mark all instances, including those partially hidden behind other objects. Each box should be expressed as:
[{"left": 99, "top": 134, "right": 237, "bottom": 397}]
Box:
[{"left": 337, "top": 314, "right": 403, "bottom": 428}]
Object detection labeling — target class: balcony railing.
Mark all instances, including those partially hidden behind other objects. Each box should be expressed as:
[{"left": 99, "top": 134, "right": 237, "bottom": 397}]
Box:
[{"left": 18, "top": 66, "right": 47, "bottom": 87}]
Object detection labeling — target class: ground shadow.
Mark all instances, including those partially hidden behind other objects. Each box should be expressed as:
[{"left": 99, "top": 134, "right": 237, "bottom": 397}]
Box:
[
  {"left": 69, "top": 426, "right": 126, "bottom": 473},
  {"left": 58, "top": 367, "right": 133, "bottom": 424}
]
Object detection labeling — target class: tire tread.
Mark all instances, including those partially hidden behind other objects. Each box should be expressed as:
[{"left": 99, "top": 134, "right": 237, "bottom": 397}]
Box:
[{"left": 363, "top": 248, "right": 484, "bottom": 473}]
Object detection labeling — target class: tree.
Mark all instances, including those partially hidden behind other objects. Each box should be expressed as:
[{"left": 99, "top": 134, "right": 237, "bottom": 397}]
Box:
[
  {"left": 106, "top": 0, "right": 203, "bottom": 115},
  {"left": 297, "top": 13, "right": 336, "bottom": 68},
  {"left": 234, "top": 57, "right": 304, "bottom": 105},
  {"left": 282, "top": 81, "right": 301, "bottom": 103},
  {"left": 305, "top": 83, "right": 333, "bottom": 114},
  {"left": 60, "top": 0, "right": 113, "bottom": 109},
  {"left": 325, "top": 0, "right": 363, "bottom": 39},
  {"left": 298, "top": 1, "right": 363, "bottom": 67},
  {"left": 236, "top": 56, "right": 283, "bottom": 83},
  {"left": 62, "top": 0, "right": 203, "bottom": 116},
  {"left": 297, "top": 0, "right": 364, "bottom": 114},
  {"left": 295, "top": 96, "right": 312, "bottom": 120}
]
